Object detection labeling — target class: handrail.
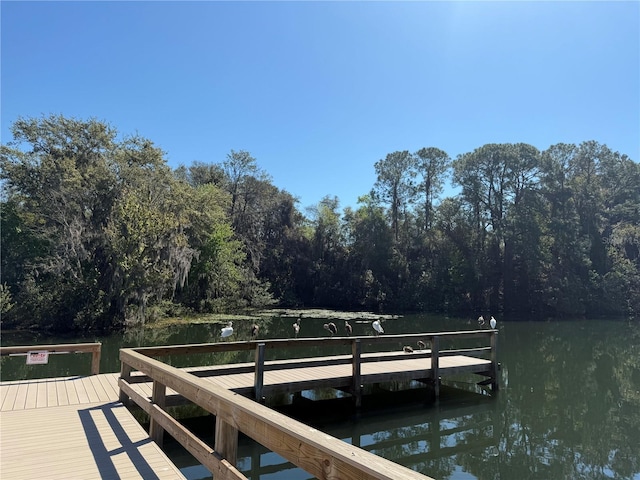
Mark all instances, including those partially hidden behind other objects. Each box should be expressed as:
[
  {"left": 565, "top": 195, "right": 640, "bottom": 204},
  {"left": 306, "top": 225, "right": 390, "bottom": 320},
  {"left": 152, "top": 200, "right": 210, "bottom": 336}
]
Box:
[
  {"left": 123, "top": 330, "right": 499, "bottom": 402},
  {"left": 131, "top": 329, "right": 495, "bottom": 357},
  {"left": 119, "top": 347, "right": 433, "bottom": 480},
  {"left": 0, "top": 342, "right": 102, "bottom": 375}
]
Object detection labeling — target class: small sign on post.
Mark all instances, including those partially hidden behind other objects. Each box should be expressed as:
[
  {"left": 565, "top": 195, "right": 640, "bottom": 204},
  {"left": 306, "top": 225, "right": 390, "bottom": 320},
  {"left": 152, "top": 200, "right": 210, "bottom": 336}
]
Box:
[{"left": 26, "top": 351, "right": 49, "bottom": 365}]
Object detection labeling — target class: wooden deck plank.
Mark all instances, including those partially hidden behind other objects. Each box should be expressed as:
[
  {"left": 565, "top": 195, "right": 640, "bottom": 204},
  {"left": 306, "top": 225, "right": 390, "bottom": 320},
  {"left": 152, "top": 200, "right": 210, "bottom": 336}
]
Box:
[
  {"left": 0, "top": 379, "right": 9, "bottom": 406},
  {"left": 0, "top": 384, "right": 17, "bottom": 411},
  {"left": 13, "top": 382, "right": 29, "bottom": 411},
  {"left": 56, "top": 378, "right": 70, "bottom": 406},
  {"left": 75, "top": 377, "right": 92, "bottom": 404},
  {"left": 24, "top": 381, "right": 39, "bottom": 409},
  {"left": 47, "top": 378, "right": 59, "bottom": 406},
  {"left": 88, "top": 374, "right": 111, "bottom": 402},
  {"left": 36, "top": 380, "right": 48, "bottom": 408},
  {"left": 80, "top": 375, "right": 101, "bottom": 403},
  {"left": 67, "top": 377, "right": 82, "bottom": 405},
  {"left": 0, "top": 402, "right": 186, "bottom": 480}
]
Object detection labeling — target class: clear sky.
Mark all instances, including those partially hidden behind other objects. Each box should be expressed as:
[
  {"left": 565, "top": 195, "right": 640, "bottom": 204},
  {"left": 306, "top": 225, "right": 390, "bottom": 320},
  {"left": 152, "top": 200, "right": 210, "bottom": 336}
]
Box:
[{"left": 2, "top": 1, "right": 638, "bottom": 211}]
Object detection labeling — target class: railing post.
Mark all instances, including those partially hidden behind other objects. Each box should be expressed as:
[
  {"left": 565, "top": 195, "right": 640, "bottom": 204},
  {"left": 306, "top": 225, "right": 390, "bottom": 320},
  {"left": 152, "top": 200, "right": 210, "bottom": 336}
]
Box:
[
  {"left": 215, "top": 419, "right": 238, "bottom": 466},
  {"left": 352, "top": 339, "right": 362, "bottom": 408},
  {"left": 490, "top": 330, "right": 499, "bottom": 392},
  {"left": 150, "top": 380, "right": 166, "bottom": 447},
  {"left": 90, "top": 343, "right": 101, "bottom": 375},
  {"left": 431, "top": 335, "right": 440, "bottom": 399},
  {"left": 119, "top": 362, "right": 132, "bottom": 404},
  {"left": 254, "top": 342, "right": 265, "bottom": 403}
]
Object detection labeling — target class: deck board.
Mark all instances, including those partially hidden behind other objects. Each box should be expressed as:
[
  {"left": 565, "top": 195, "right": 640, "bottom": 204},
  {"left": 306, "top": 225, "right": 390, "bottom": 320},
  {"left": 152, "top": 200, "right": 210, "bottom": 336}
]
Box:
[{"left": 0, "top": 398, "right": 186, "bottom": 480}]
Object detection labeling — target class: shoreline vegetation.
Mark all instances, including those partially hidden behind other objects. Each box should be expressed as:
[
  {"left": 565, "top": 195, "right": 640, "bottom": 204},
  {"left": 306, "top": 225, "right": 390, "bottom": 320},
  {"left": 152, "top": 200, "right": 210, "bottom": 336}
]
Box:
[
  {"left": 2, "top": 115, "right": 639, "bottom": 334},
  {"left": 145, "top": 309, "right": 402, "bottom": 329}
]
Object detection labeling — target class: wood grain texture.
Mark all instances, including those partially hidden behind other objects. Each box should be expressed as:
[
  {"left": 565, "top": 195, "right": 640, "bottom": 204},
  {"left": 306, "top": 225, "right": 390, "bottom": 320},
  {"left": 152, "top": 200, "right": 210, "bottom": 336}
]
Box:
[{"left": 0, "top": 401, "right": 186, "bottom": 480}]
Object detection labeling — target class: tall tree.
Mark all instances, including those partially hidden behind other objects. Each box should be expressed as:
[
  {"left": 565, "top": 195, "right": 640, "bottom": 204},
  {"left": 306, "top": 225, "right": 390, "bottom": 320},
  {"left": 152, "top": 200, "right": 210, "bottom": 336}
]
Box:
[
  {"left": 453, "top": 143, "right": 541, "bottom": 312},
  {"left": 105, "top": 139, "right": 198, "bottom": 324},
  {"left": 372, "top": 151, "right": 415, "bottom": 242},
  {"left": 414, "top": 147, "right": 451, "bottom": 230},
  {"left": 540, "top": 143, "right": 591, "bottom": 316},
  {"left": 1, "top": 115, "right": 120, "bottom": 330},
  {"left": 307, "top": 196, "right": 348, "bottom": 307},
  {"left": 343, "top": 195, "right": 394, "bottom": 310}
]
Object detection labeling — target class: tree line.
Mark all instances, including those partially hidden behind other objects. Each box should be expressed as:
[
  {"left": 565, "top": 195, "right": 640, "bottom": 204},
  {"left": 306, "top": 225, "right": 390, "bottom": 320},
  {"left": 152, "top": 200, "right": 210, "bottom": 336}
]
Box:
[{"left": 1, "top": 115, "right": 638, "bottom": 332}]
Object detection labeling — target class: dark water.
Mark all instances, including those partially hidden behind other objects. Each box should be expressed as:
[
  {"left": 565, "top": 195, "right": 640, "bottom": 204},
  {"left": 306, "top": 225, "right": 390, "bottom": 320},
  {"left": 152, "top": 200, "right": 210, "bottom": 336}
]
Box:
[{"left": 2, "top": 314, "right": 639, "bottom": 480}]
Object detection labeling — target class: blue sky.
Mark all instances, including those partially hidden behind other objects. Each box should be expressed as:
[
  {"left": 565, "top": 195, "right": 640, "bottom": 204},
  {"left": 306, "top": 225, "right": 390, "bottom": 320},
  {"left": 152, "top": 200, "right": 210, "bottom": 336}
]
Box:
[{"left": 2, "top": 1, "right": 638, "bottom": 211}]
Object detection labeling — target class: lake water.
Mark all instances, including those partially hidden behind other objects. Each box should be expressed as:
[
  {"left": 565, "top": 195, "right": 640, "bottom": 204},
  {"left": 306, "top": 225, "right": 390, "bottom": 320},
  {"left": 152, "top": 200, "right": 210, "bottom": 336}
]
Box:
[{"left": 2, "top": 314, "right": 639, "bottom": 480}]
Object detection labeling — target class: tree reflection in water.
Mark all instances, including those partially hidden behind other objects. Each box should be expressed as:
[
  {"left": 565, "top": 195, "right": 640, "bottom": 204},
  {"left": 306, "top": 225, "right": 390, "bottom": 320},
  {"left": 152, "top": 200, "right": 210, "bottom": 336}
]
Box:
[{"left": 4, "top": 315, "right": 638, "bottom": 479}]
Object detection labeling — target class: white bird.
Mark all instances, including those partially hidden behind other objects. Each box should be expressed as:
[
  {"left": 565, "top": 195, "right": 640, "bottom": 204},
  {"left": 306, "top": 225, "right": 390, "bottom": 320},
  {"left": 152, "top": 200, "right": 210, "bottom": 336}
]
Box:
[
  {"left": 490, "top": 316, "right": 497, "bottom": 329},
  {"left": 323, "top": 322, "right": 338, "bottom": 336},
  {"left": 293, "top": 319, "right": 300, "bottom": 338},
  {"left": 220, "top": 321, "right": 234, "bottom": 338},
  {"left": 372, "top": 319, "right": 384, "bottom": 335},
  {"left": 344, "top": 321, "right": 353, "bottom": 336}
]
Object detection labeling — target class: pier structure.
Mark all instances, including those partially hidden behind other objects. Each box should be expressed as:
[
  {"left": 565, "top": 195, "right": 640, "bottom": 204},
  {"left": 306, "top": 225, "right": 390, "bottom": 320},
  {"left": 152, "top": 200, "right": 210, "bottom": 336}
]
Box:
[{"left": 1, "top": 329, "right": 498, "bottom": 480}]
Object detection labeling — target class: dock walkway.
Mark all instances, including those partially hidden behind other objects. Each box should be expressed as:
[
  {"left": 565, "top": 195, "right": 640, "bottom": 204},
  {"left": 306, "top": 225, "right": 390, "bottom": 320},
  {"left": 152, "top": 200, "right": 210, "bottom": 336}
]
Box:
[
  {"left": 0, "top": 374, "right": 186, "bottom": 480},
  {"left": 124, "top": 350, "right": 491, "bottom": 403}
]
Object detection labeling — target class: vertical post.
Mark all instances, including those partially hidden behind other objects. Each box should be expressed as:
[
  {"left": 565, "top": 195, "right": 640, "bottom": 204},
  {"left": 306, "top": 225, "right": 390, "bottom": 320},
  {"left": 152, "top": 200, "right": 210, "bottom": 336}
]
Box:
[
  {"left": 90, "top": 343, "right": 101, "bottom": 375},
  {"left": 254, "top": 343, "right": 265, "bottom": 403},
  {"left": 490, "top": 330, "right": 499, "bottom": 392},
  {"left": 149, "top": 380, "right": 166, "bottom": 447},
  {"left": 215, "top": 419, "right": 238, "bottom": 466},
  {"left": 352, "top": 339, "right": 362, "bottom": 408},
  {"left": 431, "top": 335, "right": 440, "bottom": 399},
  {"left": 119, "top": 362, "right": 133, "bottom": 404}
]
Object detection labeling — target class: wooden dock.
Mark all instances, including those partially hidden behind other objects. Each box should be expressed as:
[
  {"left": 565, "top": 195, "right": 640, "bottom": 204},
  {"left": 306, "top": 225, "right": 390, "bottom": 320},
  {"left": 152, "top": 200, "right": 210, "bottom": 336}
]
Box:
[
  {"left": 0, "top": 374, "right": 186, "bottom": 480},
  {"left": 1, "top": 329, "right": 498, "bottom": 480},
  {"left": 122, "top": 350, "right": 492, "bottom": 406}
]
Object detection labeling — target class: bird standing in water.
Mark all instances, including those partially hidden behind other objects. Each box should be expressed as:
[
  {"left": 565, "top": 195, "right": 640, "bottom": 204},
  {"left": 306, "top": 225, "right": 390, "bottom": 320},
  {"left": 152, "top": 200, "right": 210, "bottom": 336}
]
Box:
[
  {"left": 324, "top": 322, "right": 338, "bottom": 336},
  {"left": 293, "top": 317, "right": 301, "bottom": 338},
  {"left": 221, "top": 322, "right": 234, "bottom": 338},
  {"left": 344, "top": 321, "right": 353, "bottom": 336},
  {"left": 372, "top": 319, "right": 384, "bottom": 335},
  {"left": 490, "top": 316, "right": 497, "bottom": 329}
]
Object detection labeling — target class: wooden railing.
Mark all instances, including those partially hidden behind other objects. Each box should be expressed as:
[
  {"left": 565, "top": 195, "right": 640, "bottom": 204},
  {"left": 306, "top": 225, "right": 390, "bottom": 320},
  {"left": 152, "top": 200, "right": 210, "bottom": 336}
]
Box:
[
  {"left": 0, "top": 342, "right": 102, "bottom": 375},
  {"left": 119, "top": 330, "right": 497, "bottom": 480},
  {"left": 119, "top": 346, "right": 433, "bottom": 480},
  {"left": 126, "top": 329, "right": 498, "bottom": 402}
]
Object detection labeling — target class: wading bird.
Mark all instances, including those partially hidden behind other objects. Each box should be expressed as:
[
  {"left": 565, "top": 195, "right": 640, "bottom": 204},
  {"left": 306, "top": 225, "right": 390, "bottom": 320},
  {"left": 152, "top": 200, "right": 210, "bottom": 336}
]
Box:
[
  {"left": 293, "top": 318, "right": 301, "bottom": 338},
  {"left": 490, "top": 316, "right": 497, "bottom": 329},
  {"left": 344, "top": 321, "right": 353, "bottom": 336},
  {"left": 372, "top": 319, "right": 384, "bottom": 335},
  {"left": 221, "top": 322, "right": 234, "bottom": 338},
  {"left": 323, "top": 322, "right": 338, "bottom": 336}
]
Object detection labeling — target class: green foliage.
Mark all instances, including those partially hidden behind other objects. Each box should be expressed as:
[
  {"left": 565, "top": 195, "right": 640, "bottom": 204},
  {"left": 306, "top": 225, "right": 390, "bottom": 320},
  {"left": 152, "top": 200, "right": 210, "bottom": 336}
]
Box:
[
  {"left": 2, "top": 114, "right": 638, "bottom": 332},
  {"left": 0, "top": 283, "right": 14, "bottom": 315}
]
